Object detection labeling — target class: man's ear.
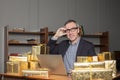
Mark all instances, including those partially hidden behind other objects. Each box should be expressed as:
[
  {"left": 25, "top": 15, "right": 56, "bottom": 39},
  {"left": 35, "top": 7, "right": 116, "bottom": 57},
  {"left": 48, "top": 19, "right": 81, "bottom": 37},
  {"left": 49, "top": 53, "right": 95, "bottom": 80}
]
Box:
[{"left": 78, "top": 27, "right": 81, "bottom": 35}]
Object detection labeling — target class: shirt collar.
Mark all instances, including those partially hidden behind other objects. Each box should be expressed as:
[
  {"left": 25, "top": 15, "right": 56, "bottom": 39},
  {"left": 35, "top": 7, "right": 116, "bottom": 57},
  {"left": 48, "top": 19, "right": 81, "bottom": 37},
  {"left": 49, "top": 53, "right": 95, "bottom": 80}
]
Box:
[{"left": 69, "top": 37, "right": 81, "bottom": 45}]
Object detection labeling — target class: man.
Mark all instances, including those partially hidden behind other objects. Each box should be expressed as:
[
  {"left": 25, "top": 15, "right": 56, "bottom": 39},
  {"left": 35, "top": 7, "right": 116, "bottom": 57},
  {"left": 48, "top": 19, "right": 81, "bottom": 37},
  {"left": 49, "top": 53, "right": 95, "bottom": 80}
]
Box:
[{"left": 47, "top": 19, "right": 96, "bottom": 74}]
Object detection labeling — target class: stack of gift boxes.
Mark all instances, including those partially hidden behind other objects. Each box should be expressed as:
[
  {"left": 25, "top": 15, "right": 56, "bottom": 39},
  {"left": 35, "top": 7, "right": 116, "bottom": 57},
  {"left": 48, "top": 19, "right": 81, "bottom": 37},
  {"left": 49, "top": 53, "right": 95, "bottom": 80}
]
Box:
[
  {"left": 71, "top": 52, "right": 116, "bottom": 80},
  {"left": 6, "top": 44, "right": 49, "bottom": 78}
]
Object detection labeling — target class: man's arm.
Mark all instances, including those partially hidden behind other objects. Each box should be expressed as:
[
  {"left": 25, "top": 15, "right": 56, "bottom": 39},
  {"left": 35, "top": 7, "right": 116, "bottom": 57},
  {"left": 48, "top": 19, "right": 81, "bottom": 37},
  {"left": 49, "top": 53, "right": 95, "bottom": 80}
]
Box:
[{"left": 47, "top": 27, "right": 66, "bottom": 54}]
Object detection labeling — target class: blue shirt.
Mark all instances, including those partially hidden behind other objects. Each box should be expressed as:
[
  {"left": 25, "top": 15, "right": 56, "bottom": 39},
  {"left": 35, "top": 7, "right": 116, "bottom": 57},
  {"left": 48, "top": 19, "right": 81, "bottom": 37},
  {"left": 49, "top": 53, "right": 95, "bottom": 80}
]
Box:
[{"left": 63, "top": 37, "right": 80, "bottom": 73}]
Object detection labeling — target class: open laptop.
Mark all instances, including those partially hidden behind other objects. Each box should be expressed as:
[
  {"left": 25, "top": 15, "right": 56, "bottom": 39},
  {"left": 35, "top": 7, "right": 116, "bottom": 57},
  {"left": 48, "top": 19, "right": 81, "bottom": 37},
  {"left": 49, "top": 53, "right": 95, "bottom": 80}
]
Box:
[{"left": 37, "top": 54, "right": 67, "bottom": 76}]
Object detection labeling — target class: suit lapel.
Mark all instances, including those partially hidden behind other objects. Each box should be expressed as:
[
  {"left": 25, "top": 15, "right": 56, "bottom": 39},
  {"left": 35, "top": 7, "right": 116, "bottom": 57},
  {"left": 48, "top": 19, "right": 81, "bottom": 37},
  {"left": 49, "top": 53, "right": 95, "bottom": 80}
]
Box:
[
  {"left": 76, "top": 38, "right": 84, "bottom": 60},
  {"left": 62, "top": 41, "right": 70, "bottom": 57}
]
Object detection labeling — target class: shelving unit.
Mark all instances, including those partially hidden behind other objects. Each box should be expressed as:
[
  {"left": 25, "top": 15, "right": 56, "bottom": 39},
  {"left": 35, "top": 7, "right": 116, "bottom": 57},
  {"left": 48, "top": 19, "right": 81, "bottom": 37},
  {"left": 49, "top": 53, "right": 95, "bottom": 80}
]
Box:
[
  {"left": 83, "top": 32, "right": 109, "bottom": 52},
  {"left": 4, "top": 26, "right": 48, "bottom": 72}
]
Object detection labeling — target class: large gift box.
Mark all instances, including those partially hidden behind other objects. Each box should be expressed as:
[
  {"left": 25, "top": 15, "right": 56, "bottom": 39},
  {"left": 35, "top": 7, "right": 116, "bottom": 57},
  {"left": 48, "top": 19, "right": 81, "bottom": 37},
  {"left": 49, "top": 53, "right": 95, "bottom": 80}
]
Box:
[
  {"left": 71, "top": 69, "right": 112, "bottom": 80},
  {"left": 72, "top": 61, "right": 115, "bottom": 80}
]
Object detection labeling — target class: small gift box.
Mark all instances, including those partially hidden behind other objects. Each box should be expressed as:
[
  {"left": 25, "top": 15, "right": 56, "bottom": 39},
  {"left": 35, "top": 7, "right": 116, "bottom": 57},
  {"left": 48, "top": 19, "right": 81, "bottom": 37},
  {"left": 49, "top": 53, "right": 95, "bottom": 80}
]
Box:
[
  {"left": 6, "top": 61, "right": 28, "bottom": 75},
  {"left": 22, "top": 69, "right": 49, "bottom": 78},
  {"left": 104, "top": 60, "right": 116, "bottom": 78},
  {"left": 6, "top": 61, "right": 20, "bottom": 74}
]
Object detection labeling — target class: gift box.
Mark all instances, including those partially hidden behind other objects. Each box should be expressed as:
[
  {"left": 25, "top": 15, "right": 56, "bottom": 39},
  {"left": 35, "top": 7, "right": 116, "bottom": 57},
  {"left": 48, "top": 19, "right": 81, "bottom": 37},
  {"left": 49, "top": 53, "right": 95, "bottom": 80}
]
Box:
[
  {"left": 71, "top": 69, "right": 112, "bottom": 80},
  {"left": 74, "top": 62, "right": 105, "bottom": 70},
  {"left": 98, "top": 52, "right": 112, "bottom": 61},
  {"left": 9, "top": 56, "right": 27, "bottom": 62},
  {"left": 22, "top": 69, "right": 49, "bottom": 78},
  {"left": 77, "top": 56, "right": 98, "bottom": 62},
  {"left": 29, "top": 61, "right": 39, "bottom": 70},
  {"left": 32, "top": 46, "right": 41, "bottom": 55},
  {"left": 20, "top": 61, "right": 28, "bottom": 74},
  {"left": 104, "top": 60, "right": 116, "bottom": 78},
  {"left": 6, "top": 61, "right": 28, "bottom": 75},
  {"left": 6, "top": 61, "right": 20, "bottom": 74}
]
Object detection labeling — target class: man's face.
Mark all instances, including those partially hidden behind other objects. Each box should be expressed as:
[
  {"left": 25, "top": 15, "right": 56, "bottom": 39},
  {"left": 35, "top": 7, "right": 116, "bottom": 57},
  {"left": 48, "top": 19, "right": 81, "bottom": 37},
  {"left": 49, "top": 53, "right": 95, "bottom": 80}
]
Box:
[{"left": 65, "top": 22, "right": 80, "bottom": 42}]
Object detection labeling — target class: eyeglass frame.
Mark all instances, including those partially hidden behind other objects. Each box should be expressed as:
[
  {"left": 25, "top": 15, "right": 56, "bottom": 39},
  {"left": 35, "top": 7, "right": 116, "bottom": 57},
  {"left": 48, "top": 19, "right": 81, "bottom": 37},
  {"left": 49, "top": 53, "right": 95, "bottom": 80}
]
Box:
[{"left": 65, "top": 27, "right": 78, "bottom": 33}]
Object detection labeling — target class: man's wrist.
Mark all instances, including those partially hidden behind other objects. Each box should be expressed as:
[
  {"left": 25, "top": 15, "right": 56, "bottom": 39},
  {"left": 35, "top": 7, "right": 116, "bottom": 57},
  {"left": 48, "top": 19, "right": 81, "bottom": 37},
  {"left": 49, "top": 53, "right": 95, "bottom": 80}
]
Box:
[{"left": 51, "top": 35, "right": 59, "bottom": 40}]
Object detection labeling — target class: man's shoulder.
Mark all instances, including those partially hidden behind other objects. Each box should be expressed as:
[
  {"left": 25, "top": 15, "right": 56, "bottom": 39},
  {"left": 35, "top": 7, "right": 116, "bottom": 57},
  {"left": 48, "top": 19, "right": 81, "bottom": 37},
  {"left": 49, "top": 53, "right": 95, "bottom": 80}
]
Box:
[{"left": 60, "top": 39, "right": 69, "bottom": 44}]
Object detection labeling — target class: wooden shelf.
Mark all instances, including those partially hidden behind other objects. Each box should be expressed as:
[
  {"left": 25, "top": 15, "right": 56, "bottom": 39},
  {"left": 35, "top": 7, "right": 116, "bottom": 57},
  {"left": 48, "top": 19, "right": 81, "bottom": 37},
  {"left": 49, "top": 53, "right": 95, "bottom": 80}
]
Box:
[
  {"left": 8, "top": 42, "right": 38, "bottom": 45},
  {"left": 8, "top": 31, "right": 45, "bottom": 35}
]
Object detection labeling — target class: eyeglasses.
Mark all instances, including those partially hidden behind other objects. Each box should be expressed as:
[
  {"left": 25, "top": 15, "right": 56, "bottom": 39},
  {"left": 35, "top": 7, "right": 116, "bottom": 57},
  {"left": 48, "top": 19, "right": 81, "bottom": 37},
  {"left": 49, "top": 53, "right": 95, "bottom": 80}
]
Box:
[{"left": 65, "top": 27, "right": 78, "bottom": 33}]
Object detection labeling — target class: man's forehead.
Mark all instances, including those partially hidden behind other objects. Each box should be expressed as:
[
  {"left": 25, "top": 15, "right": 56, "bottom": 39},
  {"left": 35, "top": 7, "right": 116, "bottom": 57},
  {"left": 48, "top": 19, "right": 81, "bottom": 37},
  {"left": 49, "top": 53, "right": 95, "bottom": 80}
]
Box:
[{"left": 65, "top": 22, "right": 76, "bottom": 28}]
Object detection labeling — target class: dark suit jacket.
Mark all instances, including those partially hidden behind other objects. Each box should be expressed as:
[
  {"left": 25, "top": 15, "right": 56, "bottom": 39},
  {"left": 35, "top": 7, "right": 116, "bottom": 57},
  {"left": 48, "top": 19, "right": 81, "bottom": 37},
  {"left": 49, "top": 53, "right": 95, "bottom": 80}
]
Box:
[{"left": 47, "top": 38, "right": 96, "bottom": 61}]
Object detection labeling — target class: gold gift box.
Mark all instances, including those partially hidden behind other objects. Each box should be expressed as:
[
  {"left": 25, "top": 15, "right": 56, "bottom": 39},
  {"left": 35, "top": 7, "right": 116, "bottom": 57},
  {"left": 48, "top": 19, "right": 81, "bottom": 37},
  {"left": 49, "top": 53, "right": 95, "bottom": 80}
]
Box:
[
  {"left": 6, "top": 61, "right": 20, "bottom": 74},
  {"left": 9, "top": 56, "right": 27, "bottom": 62},
  {"left": 29, "top": 61, "right": 39, "bottom": 70},
  {"left": 74, "top": 62, "right": 105, "bottom": 70},
  {"left": 37, "top": 44, "right": 49, "bottom": 54},
  {"left": 22, "top": 69, "right": 49, "bottom": 78},
  {"left": 98, "top": 52, "right": 112, "bottom": 61},
  {"left": 20, "top": 61, "right": 28, "bottom": 74},
  {"left": 104, "top": 60, "right": 116, "bottom": 78},
  {"left": 71, "top": 69, "right": 112, "bottom": 80},
  {"left": 32, "top": 46, "right": 41, "bottom": 55},
  {"left": 77, "top": 56, "right": 98, "bottom": 62},
  {"left": 6, "top": 61, "right": 28, "bottom": 75}
]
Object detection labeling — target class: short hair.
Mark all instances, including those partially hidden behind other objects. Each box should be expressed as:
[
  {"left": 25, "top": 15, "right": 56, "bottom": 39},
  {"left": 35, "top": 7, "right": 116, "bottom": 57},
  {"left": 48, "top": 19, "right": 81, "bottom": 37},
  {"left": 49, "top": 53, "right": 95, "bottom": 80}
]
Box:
[{"left": 64, "top": 19, "right": 80, "bottom": 27}]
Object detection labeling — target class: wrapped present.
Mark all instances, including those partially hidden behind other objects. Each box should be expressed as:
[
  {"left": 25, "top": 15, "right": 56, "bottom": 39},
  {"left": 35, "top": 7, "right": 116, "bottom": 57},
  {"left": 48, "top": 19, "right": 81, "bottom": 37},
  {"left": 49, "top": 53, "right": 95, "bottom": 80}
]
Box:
[
  {"left": 98, "top": 53, "right": 105, "bottom": 61},
  {"left": 20, "top": 61, "right": 28, "bottom": 74},
  {"left": 74, "top": 62, "right": 105, "bottom": 70},
  {"left": 29, "top": 61, "right": 39, "bottom": 70},
  {"left": 30, "top": 54, "right": 38, "bottom": 61},
  {"left": 103, "top": 52, "right": 112, "bottom": 60},
  {"left": 6, "top": 61, "right": 28, "bottom": 75},
  {"left": 22, "top": 69, "right": 49, "bottom": 78},
  {"left": 77, "top": 56, "right": 98, "bottom": 62},
  {"left": 71, "top": 69, "right": 112, "bottom": 80},
  {"left": 6, "top": 61, "right": 20, "bottom": 74},
  {"left": 32, "top": 46, "right": 41, "bottom": 55},
  {"left": 9, "top": 56, "right": 27, "bottom": 62},
  {"left": 104, "top": 60, "right": 116, "bottom": 78},
  {"left": 37, "top": 44, "right": 49, "bottom": 54},
  {"left": 98, "top": 52, "right": 112, "bottom": 61}
]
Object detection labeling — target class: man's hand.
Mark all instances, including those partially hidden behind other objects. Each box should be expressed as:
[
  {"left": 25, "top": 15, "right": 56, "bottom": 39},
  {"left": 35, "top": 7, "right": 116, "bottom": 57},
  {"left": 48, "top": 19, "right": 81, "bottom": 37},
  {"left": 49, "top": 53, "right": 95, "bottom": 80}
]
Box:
[{"left": 53, "top": 27, "right": 67, "bottom": 39}]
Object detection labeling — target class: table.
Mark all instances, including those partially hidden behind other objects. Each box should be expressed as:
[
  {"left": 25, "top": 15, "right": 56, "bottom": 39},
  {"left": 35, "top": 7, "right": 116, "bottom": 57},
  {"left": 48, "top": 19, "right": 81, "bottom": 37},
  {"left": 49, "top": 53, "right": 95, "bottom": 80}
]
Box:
[{"left": 0, "top": 73, "right": 70, "bottom": 80}]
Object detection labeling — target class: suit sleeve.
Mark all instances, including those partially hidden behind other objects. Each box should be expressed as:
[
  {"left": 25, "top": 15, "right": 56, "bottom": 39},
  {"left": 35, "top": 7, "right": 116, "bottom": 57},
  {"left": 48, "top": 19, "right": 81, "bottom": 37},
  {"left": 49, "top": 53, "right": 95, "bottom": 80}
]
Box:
[
  {"left": 47, "top": 39, "right": 59, "bottom": 54},
  {"left": 88, "top": 43, "right": 96, "bottom": 56}
]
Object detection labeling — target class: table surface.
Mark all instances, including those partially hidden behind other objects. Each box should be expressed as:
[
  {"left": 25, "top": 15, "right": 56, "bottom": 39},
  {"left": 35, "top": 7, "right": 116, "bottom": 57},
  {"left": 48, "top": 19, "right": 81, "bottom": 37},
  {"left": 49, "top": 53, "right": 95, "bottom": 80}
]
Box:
[
  {"left": 1, "top": 73, "right": 120, "bottom": 80},
  {"left": 0, "top": 73, "right": 70, "bottom": 80}
]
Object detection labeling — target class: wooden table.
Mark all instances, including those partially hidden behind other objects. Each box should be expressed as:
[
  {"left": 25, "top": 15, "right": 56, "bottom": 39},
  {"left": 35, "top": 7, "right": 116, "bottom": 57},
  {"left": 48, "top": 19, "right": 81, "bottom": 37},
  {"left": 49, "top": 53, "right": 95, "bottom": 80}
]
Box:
[
  {"left": 1, "top": 73, "right": 120, "bottom": 80},
  {"left": 0, "top": 73, "right": 69, "bottom": 80}
]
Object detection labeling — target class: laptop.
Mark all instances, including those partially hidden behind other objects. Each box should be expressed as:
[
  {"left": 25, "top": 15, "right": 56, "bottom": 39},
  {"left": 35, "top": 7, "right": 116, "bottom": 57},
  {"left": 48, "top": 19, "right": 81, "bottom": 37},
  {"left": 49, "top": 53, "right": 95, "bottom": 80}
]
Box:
[{"left": 37, "top": 54, "right": 67, "bottom": 76}]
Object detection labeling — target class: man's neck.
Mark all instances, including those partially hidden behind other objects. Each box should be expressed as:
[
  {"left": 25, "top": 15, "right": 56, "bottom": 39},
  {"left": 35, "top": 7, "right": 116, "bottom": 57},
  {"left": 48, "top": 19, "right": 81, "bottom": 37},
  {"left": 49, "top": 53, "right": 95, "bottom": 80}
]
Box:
[{"left": 71, "top": 36, "right": 80, "bottom": 45}]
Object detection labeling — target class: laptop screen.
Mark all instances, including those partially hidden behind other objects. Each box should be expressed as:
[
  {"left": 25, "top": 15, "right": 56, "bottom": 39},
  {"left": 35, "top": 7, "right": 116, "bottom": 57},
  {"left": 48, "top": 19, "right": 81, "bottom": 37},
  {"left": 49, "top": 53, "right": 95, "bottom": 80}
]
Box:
[{"left": 37, "top": 54, "right": 67, "bottom": 76}]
